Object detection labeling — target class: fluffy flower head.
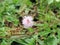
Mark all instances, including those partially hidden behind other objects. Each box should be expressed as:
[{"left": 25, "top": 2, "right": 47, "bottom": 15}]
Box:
[{"left": 22, "top": 16, "right": 34, "bottom": 28}]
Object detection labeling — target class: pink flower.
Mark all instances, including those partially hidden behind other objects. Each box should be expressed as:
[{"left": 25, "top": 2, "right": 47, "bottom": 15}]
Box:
[{"left": 22, "top": 16, "right": 34, "bottom": 28}]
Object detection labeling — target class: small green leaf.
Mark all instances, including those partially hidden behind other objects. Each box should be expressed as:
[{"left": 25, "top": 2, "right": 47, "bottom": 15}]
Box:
[
  {"left": 47, "top": 0, "right": 54, "bottom": 4},
  {"left": 56, "top": 0, "right": 60, "bottom": 2},
  {"left": 1, "top": 40, "right": 7, "bottom": 45}
]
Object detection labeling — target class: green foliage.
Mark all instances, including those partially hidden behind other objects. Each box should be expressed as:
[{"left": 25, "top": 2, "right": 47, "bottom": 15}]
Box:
[{"left": 0, "top": 0, "right": 60, "bottom": 45}]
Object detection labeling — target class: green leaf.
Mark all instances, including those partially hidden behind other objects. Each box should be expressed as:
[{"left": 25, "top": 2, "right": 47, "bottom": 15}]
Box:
[
  {"left": 47, "top": 0, "right": 54, "bottom": 4},
  {"left": 27, "top": 28, "right": 34, "bottom": 33},
  {"left": 44, "top": 36, "right": 58, "bottom": 45},
  {"left": 56, "top": 0, "right": 60, "bottom": 2},
  {"left": 1, "top": 40, "right": 7, "bottom": 45}
]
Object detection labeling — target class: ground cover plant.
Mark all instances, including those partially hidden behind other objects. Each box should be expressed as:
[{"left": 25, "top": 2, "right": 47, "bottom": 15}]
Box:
[{"left": 0, "top": 0, "right": 60, "bottom": 45}]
